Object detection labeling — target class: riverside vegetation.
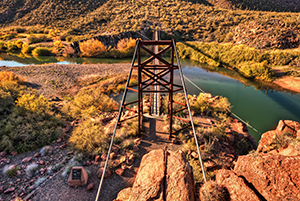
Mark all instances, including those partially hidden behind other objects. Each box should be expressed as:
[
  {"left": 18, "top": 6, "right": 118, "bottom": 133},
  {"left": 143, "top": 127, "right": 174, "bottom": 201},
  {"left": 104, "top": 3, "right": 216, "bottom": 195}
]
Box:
[{"left": 1, "top": 0, "right": 300, "bottom": 81}]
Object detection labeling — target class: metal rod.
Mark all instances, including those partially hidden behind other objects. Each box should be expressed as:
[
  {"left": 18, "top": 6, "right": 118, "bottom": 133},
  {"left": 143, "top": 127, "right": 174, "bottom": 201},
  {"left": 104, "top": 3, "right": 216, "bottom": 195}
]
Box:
[
  {"left": 173, "top": 100, "right": 186, "bottom": 106},
  {"left": 173, "top": 115, "right": 190, "bottom": 123},
  {"left": 172, "top": 40, "right": 207, "bottom": 183},
  {"left": 95, "top": 40, "right": 140, "bottom": 201}
]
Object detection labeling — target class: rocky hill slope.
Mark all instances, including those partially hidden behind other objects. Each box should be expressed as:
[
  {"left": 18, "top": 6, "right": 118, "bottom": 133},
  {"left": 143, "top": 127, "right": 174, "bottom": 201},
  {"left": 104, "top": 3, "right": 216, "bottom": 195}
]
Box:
[{"left": 1, "top": 0, "right": 300, "bottom": 46}]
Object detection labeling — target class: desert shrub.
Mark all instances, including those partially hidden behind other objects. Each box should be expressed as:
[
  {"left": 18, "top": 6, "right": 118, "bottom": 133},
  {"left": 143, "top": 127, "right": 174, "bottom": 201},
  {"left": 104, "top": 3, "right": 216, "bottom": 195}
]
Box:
[
  {"left": 3, "top": 165, "right": 19, "bottom": 177},
  {"left": 200, "top": 181, "right": 230, "bottom": 201},
  {"left": 52, "top": 40, "right": 64, "bottom": 55},
  {"left": 190, "top": 93, "right": 212, "bottom": 115},
  {"left": 233, "top": 137, "right": 254, "bottom": 155},
  {"left": 48, "top": 28, "right": 60, "bottom": 40},
  {"left": 0, "top": 89, "right": 14, "bottom": 113},
  {"left": 69, "top": 119, "right": 108, "bottom": 154},
  {"left": 79, "top": 38, "right": 107, "bottom": 57},
  {"left": 0, "top": 71, "right": 24, "bottom": 83},
  {"left": 267, "top": 132, "right": 295, "bottom": 151},
  {"left": 120, "top": 118, "right": 140, "bottom": 138},
  {"left": 117, "top": 38, "right": 136, "bottom": 51},
  {"left": 0, "top": 93, "right": 63, "bottom": 153},
  {"left": 27, "top": 35, "right": 48, "bottom": 44},
  {"left": 14, "top": 40, "right": 23, "bottom": 49},
  {"left": 0, "top": 80, "right": 28, "bottom": 101},
  {"left": 239, "top": 62, "right": 275, "bottom": 82},
  {"left": 32, "top": 47, "right": 52, "bottom": 57},
  {"left": 26, "top": 163, "right": 38, "bottom": 177},
  {"left": 161, "top": 93, "right": 187, "bottom": 115},
  {"left": 14, "top": 94, "right": 52, "bottom": 115},
  {"left": 6, "top": 41, "right": 19, "bottom": 52},
  {"left": 63, "top": 90, "right": 118, "bottom": 119},
  {"left": 0, "top": 71, "right": 27, "bottom": 101},
  {"left": 21, "top": 43, "right": 35, "bottom": 54},
  {"left": 0, "top": 41, "right": 7, "bottom": 51}
]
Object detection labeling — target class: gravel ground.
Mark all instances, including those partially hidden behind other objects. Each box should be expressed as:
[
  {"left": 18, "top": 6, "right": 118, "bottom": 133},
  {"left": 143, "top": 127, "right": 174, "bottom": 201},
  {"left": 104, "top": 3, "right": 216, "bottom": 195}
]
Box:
[{"left": 1, "top": 63, "right": 131, "bottom": 99}]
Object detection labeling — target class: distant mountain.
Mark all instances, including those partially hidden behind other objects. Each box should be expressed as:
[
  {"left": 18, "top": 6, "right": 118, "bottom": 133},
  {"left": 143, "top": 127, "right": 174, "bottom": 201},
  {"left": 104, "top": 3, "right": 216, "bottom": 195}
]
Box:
[{"left": 1, "top": 0, "right": 300, "bottom": 44}]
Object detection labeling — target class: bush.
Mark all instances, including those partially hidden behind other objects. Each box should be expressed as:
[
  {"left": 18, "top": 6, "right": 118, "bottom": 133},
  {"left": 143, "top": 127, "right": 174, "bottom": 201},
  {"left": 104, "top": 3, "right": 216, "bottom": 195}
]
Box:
[
  {"left": 63, "top": 91, "right": 118, "bottom": 119},
  {"left": 6, "top": 41, "right": 19, "bottom": 52},
  {"left": 0, "top": 41, "right": 7, "bottom": 51},
  {"left": 117, "top": 37, "right": 137, "bottom": 51},
  {"left": 0, "top": 71, "right": 24, "bottom": 83},
  {"left": 32, "top": 47, "right": 52, "bottom": 57},
  {"left": 21, "top": 43, "right": 35, "bottom": 54},
  {"left": 14, "top": 40, "right": 24, "bottom": 49},
  {"left": 69, "top": 119, "right": 109, "bottom": 154},
  {"left": 0, "top": 80, "right": 28, "bottom": 101},
  {"left": 200, "top": 181, "right": 230, "bottom": 201},
  {"left": 0, "top": 93, "right": 63, "bottom": 153},
  {"left": 79, "top": 38, "right": 107, "bottom": 57},
  {"left": 14, "top": 94, "right": 52, "bottom": 115},
  {"left": 0, "top": 89, "right": 14, "bottom": 113},
  {"left": 3, "top": 165, "right": 19, "bottom": 177}
]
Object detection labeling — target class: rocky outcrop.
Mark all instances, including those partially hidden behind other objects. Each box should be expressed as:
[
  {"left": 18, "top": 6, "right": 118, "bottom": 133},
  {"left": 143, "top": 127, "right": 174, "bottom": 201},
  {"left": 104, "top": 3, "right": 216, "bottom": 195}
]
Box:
[
  {"left": 234, "top": 154, "right": 300, "bottom": 201},
  {"left": 231, "top": 120, "right": 300, "bottom": 200},
  {"left": 257, "top": 120, "right": 300, "bottom": 153},
  {"left": 210, "top": 120, "right": 300, "bottom": 201},
  {"left": 216, "top": 169, "right": 260, "bottom": 201},
  {"left": 114, "top": 149, "right": 195, "bottom": 201}
]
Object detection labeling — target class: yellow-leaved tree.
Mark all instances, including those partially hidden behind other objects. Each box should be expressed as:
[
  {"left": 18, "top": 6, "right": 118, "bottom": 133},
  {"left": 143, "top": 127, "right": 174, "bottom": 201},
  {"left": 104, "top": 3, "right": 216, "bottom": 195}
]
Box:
[{"left": 79, "top": 38, "right": 107, "bottom": 57}]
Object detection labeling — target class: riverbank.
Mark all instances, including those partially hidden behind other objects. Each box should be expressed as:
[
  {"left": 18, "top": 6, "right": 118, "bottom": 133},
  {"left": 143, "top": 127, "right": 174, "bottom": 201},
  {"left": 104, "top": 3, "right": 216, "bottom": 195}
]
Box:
[
  {"left": 1, "top": 62, "right": 300, "bottom": 96},
  {"left": 272, "top": 66, "right": 300, "bottom": 94}
]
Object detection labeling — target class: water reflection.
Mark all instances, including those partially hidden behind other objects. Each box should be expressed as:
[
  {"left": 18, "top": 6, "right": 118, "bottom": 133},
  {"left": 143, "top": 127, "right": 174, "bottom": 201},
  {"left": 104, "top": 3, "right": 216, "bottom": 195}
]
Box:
[{"left": 0, "top": 53, "right": 132, "bottom": 66}]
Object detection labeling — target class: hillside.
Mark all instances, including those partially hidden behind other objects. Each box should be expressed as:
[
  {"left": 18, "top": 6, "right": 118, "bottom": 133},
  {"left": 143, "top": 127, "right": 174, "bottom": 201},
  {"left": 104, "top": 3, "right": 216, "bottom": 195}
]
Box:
[{"left": 1, "top": 0, "right": 300, "bottom": 44}]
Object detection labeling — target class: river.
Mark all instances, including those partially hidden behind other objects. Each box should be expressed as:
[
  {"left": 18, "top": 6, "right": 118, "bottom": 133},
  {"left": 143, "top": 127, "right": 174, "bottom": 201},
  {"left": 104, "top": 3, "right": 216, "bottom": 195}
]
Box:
[{"left": 1, "top": 53, "right": 300, "bottom": 143}]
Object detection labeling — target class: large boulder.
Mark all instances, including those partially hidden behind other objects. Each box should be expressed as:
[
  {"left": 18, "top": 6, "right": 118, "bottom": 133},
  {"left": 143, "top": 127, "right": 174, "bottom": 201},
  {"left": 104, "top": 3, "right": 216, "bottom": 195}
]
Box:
[
  {"left": 234, "top": 153, "right": 300, "bottom": 201},
  {"left": 115, "top": 149, "right": 195, "bottom": 201},
  {"left": 216, "top": 169, "right": 260, "bottom": 201},
  {"left": 128, "top": 149, "right": 165, "bottom": 201},
  {"left": 166, "top": 150, "right": 196, "bottom": 201}
]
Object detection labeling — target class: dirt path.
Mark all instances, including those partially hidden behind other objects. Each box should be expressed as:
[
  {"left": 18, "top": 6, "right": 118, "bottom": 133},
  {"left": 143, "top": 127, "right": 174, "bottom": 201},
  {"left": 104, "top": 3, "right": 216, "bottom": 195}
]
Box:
[{"left": 27, "top": 116, "right": 183, "bottom": 201}]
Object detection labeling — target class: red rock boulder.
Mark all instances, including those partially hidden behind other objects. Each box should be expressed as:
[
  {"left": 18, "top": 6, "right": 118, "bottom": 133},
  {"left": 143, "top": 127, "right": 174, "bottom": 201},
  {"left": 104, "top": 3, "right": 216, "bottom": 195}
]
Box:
[
  {"left": 216, "top": 169, "right": 260, "bottom": 201},
  {"left": 234, "top": 153, "right": 300, "bottom": 201},
  {"left": 127, "top": 149, "right": 165, "bottom": 200},
  {"left": 114, "top": 149, "right": 195, "bottom": 201},
  {"left": 166, "top": 150, "right": 196, "bottom": 201}
]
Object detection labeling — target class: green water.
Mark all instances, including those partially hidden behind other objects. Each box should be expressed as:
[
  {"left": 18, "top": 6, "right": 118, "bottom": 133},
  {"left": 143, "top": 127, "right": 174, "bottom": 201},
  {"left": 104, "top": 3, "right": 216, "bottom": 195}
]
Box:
[
  {"left": 2, "top": 53, "right": 300, "bottom": 143},
  {"left": 177, "top": 60, "right": 300, "bottom": 142}
]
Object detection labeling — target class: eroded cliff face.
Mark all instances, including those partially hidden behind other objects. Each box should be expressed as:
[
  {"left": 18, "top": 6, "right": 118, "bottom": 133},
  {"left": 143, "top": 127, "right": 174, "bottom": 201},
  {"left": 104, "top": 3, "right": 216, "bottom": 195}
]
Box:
[{"left": 211, "top": 120, "right": 300, "bottom": 201}]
